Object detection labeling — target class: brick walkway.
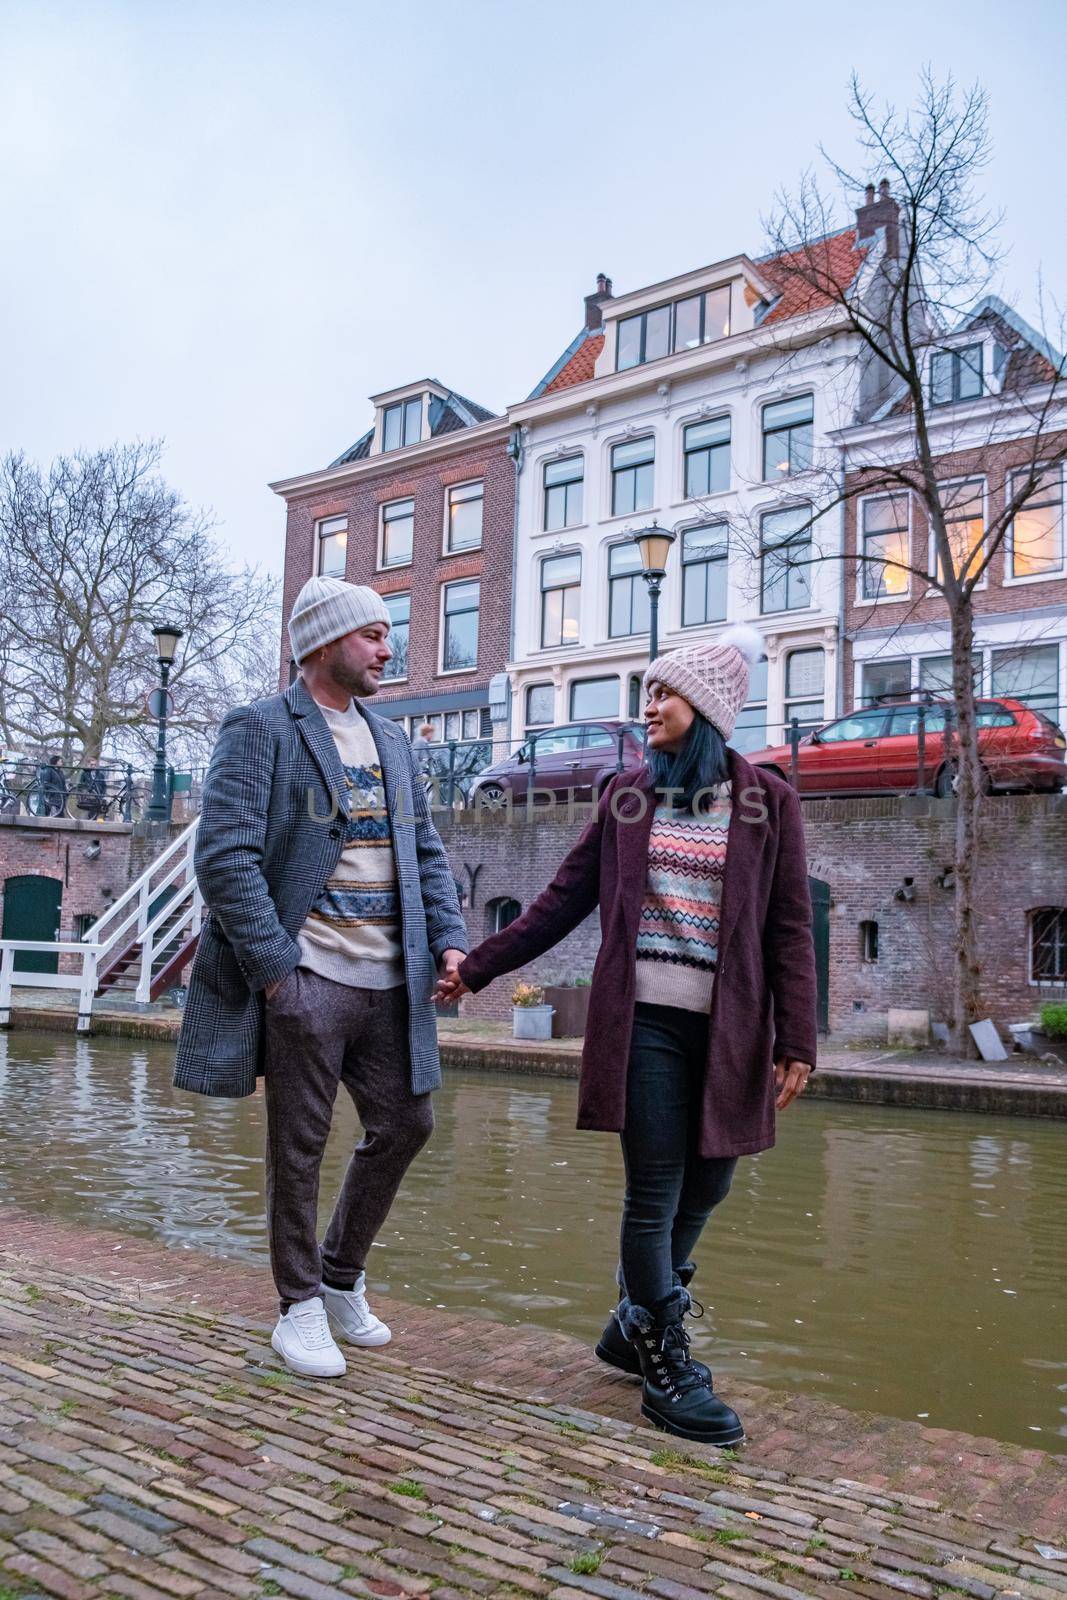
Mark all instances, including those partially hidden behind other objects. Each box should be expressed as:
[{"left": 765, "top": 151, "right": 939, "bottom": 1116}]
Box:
[{"left": 2, "top": 1221, "right": 1066, "bottom": 1600}]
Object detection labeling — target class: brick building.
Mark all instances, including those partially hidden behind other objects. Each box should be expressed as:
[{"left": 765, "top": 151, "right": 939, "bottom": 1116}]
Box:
[
  {"left": 839, "top": 300, "right": 1067, "bottom": 724},
  {"left": 270, "top": 381, "right": 516, "bottom": 746}
]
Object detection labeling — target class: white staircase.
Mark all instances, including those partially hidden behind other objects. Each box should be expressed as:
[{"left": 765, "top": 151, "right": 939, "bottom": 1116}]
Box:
[{"left": 0, "top": 818, "right": 202, "bottom": 1032}]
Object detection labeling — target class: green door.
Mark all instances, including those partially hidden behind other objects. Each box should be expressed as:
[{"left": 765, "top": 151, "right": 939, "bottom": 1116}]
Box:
[
  {"left": 1, "top": 874, "right": 62, "bottom": 974},
  {"left": 809, "top": 876, "right": 830, "bottom": 1034}
]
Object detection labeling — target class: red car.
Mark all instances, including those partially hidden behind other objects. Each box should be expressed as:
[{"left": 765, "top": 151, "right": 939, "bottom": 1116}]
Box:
[
  {"left": 471, "top": 719, "right": 646, "bottom": 807},
  {"left": 748, "top": 697, "right": 1067, "bottom": 797}
]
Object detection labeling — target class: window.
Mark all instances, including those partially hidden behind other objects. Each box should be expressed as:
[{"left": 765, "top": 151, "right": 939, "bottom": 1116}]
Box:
[
  {"left": 732, "top": 658, "right": 768, "bottom": 753},
  {"left": 608, "top": 543, "right": 650, "bottom": 638},
  {"left": 487, "top": 897, "right": 522, "bottom": 934},
  {"left": 381, "top": 498, "right": 414, "bottom": 568},
  {"left": 860, "top": 921, "right": 879, "bottom": 963},
  {"left": 681, "top": 523, "right": 728, "bottom": 626},
  {"left": 540, "top": 553, "right": 581, "bottom": 648},
  {"left": 930, "top": 345, "right": 983, "bottom": 406},
  {"left": 316, "top": 515, "right": 348, "bottom": 578},
  {"left": 762, "top": 394, "right": 813, "bottom": 480},
  {"left": 684, "top": 417, "right": 731, "bottom": 498},
  {"left": 381, "top": 593, "right": 409, "bottom": 680},
  {"left": 446, "top": 481, "right": 483, "bottom": 552},
  {"left": 611, "top": 437, "right": 655, "bottom": 516},
  {"left": 1010, "top": 467, "right": 1064, "bottom": 578},
  {"left": 616, "top": 286, "right": 732, "bottom": 371},
  {"left": 570, "top": 677, "right": 620, "bottom": 720},
  {"left": 918, "top": 652, "right": 981, "bottom": 695},
  {"left": 1031, "top": 908, "right": 1067, "bottom": 984},
  {"left": 532, "top": 726, "right": 582, "bottom": 755},
  {"left": 937, "top": 479, "right": 985, "bottom": 585},
  {"left": 861, "top": 495, "right": 909, "bottom": 599},
  {"left": 382, "top": 396, "right": 423, "bottom": 451},
  {"left": 784, "top": 649, "right": 825, "bottom": 732},
  {"left": 525, "top": 683, "right": 555, "bottom": 729},
  {"left": 544, "top": 456, "right": 584, "bottom": 531},
  {"left": 760, "top": 504, "right": 812, "bottom": 613},
  {"left": 818, "top": 708, "right": 893, "bottom": 743},
  {"left": 628, "top": 673, "right": 644, "bottom": 718},
  {"left": 441, "top": 580, "right": 479, "bottom": 672},
  {"left": 862, "top": 658, "right": 911, "bottom": 703},
  {"left": 991, "top": 644, "right": 1061, "bottom": 723}
]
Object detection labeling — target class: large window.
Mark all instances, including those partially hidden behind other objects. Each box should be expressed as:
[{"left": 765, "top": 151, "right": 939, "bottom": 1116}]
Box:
[
  {"left": 570, "top": 676, "right": 620, "bottom": 719},
  {"left": 608, "top": 543, "right": 650, "bottom": 638},
  {"left": 446, "top": 481, "right": 483, "bottom": 552},
  {"left": 684, "top": 417, "right": 731, "bottom": 498},
  {"left": 611, "top": 437, "right": 655, "bottom": 516},
  {"left": 762, "top": 394, "right": 813, "bottom": 480},
  {"left": 681, "top": 523, "right": 728, "bottom": 627},
  {"left": 733, "top": 658, "right": 768, "bottom": 753},
  {"left": 616, "top": 285, "right": 731, "bottom": 371},
  {"left": 1031, "top": 908, "right": 1067, "bottom": 984},
  {"left": 861, "top": 658, "right": 911, "bottom": 703},
  {"left": 540, "top": 552, "right": 581, "bottom": 648},
  {"left": 381, "top": 497, "right": 414, "bottom": 568},
  {"left": 784, "top": 648, "right": 825, "bottom": 731},
  {"left": 525, "top": 683, "right": 555, "bottom": 729},
  {"left": 918, "top": 652, "right": 980, "bottom": 694},
  {"left": 760, "top": 504, "right": 812, "bottom": 613},
  {"left": 441, "top": 580, "right": 480, "bottom": 672},
  {"left": 544, "top": 456, "right": 584, "bottom": 531},
  {"left": 381, "top": 593, "right": 410, "bottom": 681},
  {"left": 382, "top": 396, "right": 423, "bottom": 451},
  {"left": 1010, "top": 467, "right": 1064, "bottom": 578},
  {"left": 991, "top": 644, "right": 1061, "bottom": 724},
  {"left": 937, "top": 479, "right": 985, "bottom": 585},
  {"left": 930, "top": 345, "right": 983, "bottom": 406},
  {"left": 861, "top": 494, "right": 910, "bottom": 599},
  {"left": 316, "top": 515, "right": 348, "bottom": 578}
]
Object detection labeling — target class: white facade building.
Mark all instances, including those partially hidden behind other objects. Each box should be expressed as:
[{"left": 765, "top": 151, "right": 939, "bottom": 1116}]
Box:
[{"left": 504, "top": 247, "right": 867, "bottom": 752}]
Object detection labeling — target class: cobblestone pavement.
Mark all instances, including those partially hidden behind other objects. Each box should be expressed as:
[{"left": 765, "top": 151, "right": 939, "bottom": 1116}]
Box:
[{"left": 1, "top": 1246, "right": 1066, "bottom": 1600}]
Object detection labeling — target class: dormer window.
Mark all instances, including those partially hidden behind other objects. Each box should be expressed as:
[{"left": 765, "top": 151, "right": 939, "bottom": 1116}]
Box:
[
  {"left": 930, "top": 345, "right": 983, "bottom": 406},
  {"left": 616, "top": 285, "right": 733, "bottom": 372},
  {"left": 382, "top": 396, "right": 423, "bottom": 451}
]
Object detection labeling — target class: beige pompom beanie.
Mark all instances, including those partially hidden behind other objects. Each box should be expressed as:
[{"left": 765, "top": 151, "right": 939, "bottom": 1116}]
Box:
[{"left": 642, "top": 624, "right": 765, "bottom": 740}]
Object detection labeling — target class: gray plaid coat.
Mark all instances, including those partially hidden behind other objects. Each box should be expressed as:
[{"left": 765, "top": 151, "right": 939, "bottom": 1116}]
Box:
[{"left": 174, "top": 680, "right": 468, "bottom": 1099}]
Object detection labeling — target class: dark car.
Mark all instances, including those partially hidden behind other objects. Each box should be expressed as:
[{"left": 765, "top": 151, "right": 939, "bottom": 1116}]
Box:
[
  {"left": 471, "top": 720, "right": 646, "bottom": 807},
  {"left": 748, "top": 697, "right": 1067, "bottom": 797}
]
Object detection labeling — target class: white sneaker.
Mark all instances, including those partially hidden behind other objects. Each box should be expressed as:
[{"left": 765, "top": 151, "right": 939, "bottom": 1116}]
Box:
[
  {"left": 270, "top": 1296, "right": 346, "bottom": 1378},
  {"left": 322, "top": 1274, "right": 392, "bottom": 1347}
]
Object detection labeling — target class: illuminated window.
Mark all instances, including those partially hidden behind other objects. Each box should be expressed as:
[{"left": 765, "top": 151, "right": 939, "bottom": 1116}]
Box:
[
  {"left": 446, "top": 481, "right": 483, "bottom": 552},
  {"left": 316, "top": 515, "right": 347, "bottom": 577},
  {"left": 936, "top": 480, "right": 985, "bottom": 585},
  {"left": 381, "top": 498, "right": 414, "bottom": 568},
  {"left": 540, "top": 553, "right": 581, "bottom": 648},
  {"left": 1010, "top": 468, "right": 1064, "bottom": 578},
  {"left": 861, "top": 495, "right": 910, "bottom": 599}
]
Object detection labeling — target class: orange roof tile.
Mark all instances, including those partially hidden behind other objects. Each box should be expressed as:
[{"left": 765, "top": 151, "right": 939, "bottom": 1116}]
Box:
[
  {"left": 544, "top": 332, "right": 605, "bottom": 393},
  {"left": 759, "top": 229, "right": 866, "bottom": 324}
]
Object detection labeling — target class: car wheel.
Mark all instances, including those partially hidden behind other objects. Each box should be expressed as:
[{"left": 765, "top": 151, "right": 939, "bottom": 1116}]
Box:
[
  {"left": 934, "top": 761, "right": 990, "bottom": 798},
  {"left": 475, "top": 782, "right": 508, "bottom": 809}
]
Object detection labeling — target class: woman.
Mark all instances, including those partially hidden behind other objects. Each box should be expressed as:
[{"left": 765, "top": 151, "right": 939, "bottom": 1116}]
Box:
[{"left": 436, "top": 627, "right": 817, "bottom": 1447}]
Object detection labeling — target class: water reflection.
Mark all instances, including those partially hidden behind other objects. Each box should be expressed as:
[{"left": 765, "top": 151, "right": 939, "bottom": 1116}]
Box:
[{"left": 0, "top": 1030, "right": 1064, "bottom": 1451}]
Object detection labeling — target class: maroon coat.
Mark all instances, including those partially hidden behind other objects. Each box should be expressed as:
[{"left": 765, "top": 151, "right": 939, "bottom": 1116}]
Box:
[{"left": 459, "top": 752, "right": 817, "bottom": 1159}]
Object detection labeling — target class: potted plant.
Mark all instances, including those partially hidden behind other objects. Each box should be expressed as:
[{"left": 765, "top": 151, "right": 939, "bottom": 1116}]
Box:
[
  {"left": 1032, "top": 1002, "right": 1067, "bottom": 1065},
  {"left": 511, "top": 980, "right": 554, "bottom": 1041},
  {"left": 541, "top": 974, "right": 593, "bottom": 1037}
]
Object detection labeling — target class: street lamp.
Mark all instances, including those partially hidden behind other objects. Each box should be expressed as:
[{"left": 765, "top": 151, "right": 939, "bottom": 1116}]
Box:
[
  {"left": 630, "top": 523, "right": 677, "bottom": 661},
  {"left": 146, "top": 623, "right": 183, "bottom": 822}
]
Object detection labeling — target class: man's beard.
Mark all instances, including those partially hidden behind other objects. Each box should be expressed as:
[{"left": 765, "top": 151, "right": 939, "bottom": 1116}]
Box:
[{"left": 332, "top": 660, "right": 381, "bottom": 699}]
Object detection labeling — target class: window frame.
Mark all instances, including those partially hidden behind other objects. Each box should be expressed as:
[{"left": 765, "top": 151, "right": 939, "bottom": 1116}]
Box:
[
  {"left": 539, "top": 551, "right": 582, "bottom": 650},
  {"left": 379, "top": 496, "right": 415, "bottom": 570},
  {"left": 569, "top": 676, "right": 621, "bottom": 721},
  {"left": 543, "top": 454, "right": 585, "bottom": 532},
  {"left": 761, "top": 393, "right": 814, "bottom": 482},
  {"left": 858, "top": 492, "right": 911, "bottom": 602},
  {"left": 732, "top": 656, "right": 769, "bottom": 754},
  {"left": 759, "top": 502, "right": 813, "bottom": 615},
  {"left": 607, "top": 541, "right": 651, "bottom": 639},
  {"left": 1029, "top": 906, "right": 1067, "bottom": 986},
  {"left": 929, "top": 344, "right": 984, "bottom": 407},
  {"left": 1006, "top": 465, "right": 1066, "bottom": 584},
  {"left": 614, "top": 284, "right": 733, "bottom": 372},
  {"left": 444, "top": 479, "right": 484, "bottom": 554},
  {"left": 683, "top": 415, "right": 731, "bottom": 500},
  {"left": 680, "top": 521, "right": 728, "bottom": 628},
  {"left": 783, "top": 646, "right": 826, "bottom": 733},
  {"left": 381, "top": 396, "right": 423, "bottom": 451},
  {"left": 315, "top": 514, "right": 348, "bottom": 578},
  {"left": 380, "top": 592, "right": 410, "bottom": 683},
  {"left": 439, "top": 578, "right": 481, "bottom": 675},
  {"left": 930, "top": 477, "right": 988, "bottom": 590},
  {"left": 524, "top": 682, "right": 555, "bottom": 731},
  {"left": 610, "top": 435, "right": 655, "bottom": 518}
]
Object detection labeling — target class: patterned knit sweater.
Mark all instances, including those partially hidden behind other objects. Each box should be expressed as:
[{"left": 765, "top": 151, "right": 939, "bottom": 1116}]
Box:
[{"left": 633, "top": 787, "right": 732, "bottom": 1014}]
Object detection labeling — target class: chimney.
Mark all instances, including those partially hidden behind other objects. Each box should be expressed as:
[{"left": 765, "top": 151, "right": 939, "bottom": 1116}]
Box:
[
  {"left": 855, "top": 178, "right": 900, "bottom": 256},
  {"left": 584, "top": 273, "right": 614, "bottom": 330}
]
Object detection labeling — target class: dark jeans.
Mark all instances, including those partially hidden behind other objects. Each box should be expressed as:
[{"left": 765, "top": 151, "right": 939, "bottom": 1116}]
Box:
[
  {"left": 263, "top": 967, "right": 434, "bottom": 1310},
  {"left": 619, "top": 1001, "right": 737, "bottom": 1309}
]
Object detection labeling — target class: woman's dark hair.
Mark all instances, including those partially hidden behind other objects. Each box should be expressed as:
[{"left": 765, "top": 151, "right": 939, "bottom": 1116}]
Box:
[{"left": 647, "top": 712, "right": 730, "bottom": 812}]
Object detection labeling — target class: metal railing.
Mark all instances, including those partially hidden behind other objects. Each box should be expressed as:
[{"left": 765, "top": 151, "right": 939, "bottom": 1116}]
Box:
[{"left": 0, "top": 760, "right": 207, "bottom": 823}]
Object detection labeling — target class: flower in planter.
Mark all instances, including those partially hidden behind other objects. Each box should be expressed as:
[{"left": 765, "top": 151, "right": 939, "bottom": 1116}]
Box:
[{"left": 511, "top": 980, "right": 545, "bottom": 1008}]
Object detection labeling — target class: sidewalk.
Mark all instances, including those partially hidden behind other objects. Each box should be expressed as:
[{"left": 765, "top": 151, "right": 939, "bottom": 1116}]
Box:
[{"left": 2, "top": 1214, "right": 1067, "bottom": 1600}]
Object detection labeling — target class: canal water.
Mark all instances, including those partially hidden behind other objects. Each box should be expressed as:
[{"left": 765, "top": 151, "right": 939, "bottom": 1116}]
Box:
[{"left": 0, "top": 1030, "right": 1064, "bottom": 1452}]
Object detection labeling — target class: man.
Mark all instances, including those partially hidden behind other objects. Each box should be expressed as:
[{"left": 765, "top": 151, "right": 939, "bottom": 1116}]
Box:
[
  {"left": 175, "top": 576, "right": 468, "bottom": 1377},
  {"left": 76, "top": 757, "right": 109, "bottom": 820}
]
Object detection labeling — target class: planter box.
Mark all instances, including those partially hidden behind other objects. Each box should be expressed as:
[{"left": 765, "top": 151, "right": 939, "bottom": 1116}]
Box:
[
  {"left": 512, "top": 1004, "right": 554, "bottom": 1040},
  {"left": 543, "top": 984, "right": 591, "bottom": 1038},
  {"left": 1031, "top": 1031, "right": 1067, "bottom": 1066}
]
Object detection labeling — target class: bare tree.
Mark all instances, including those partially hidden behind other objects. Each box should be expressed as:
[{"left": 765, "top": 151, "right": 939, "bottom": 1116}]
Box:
[
  {"left": 753, "top": 72, "right": 1067, "bottom": 1051},
  {"left": 0, "top": 440, "right": 280, "bottom": 770}
]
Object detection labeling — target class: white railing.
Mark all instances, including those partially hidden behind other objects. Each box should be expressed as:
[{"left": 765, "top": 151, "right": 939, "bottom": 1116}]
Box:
[{"left": 0, "top": 817, "right": 202, "bottom": 1031}]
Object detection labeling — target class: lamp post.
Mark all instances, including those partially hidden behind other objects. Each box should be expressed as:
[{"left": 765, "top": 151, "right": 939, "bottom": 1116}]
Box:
[
  {"left": 146, "top": 623, "right": 183, "bottom": 822},
  {"left": 630, "top": 523, "right": 677, "bottom": 662}
]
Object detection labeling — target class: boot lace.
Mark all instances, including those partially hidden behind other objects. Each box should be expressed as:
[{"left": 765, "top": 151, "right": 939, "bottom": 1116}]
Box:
[
  {"left": 289, "top": 1300, "right": 333, "bottom": 1349},
  {"left": 657, "top": 1322, "right": 712, "bottom": 1397}
]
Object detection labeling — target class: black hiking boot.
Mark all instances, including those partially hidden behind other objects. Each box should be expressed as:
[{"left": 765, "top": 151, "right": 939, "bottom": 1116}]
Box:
[
  {"left": 594, "top": 1262, "right": 710, "bottom": 1382},
  {"left": 629, "top": 1288, "right": 744, "bottom": 1447}
]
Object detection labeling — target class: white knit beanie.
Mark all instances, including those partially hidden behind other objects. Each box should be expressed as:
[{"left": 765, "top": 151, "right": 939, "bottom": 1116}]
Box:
[
  {"left": 643, "top": 624, "right": 765, "bottom": 741},
  {"left": 287, "top": 576, "right": 391, "bottom": 663}
]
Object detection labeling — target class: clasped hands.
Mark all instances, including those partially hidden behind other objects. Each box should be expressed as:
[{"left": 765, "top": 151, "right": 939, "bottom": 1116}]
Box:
[{"left": 433, "top": 950, "right": 469, "bottom": 1005}]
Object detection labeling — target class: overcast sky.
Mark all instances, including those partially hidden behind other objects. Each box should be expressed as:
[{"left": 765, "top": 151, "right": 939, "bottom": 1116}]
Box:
[{"left": 3, "top": 0, "right": 1064, "bottom": 578}]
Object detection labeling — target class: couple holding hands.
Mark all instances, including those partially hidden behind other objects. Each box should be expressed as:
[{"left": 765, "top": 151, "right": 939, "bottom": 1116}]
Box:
[{"left": 176, "top": 575, "right": 816, "bottom": 1448}]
